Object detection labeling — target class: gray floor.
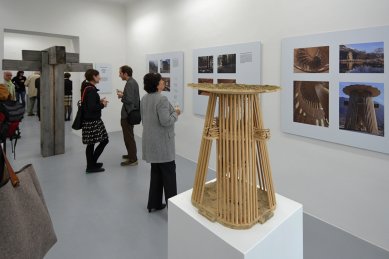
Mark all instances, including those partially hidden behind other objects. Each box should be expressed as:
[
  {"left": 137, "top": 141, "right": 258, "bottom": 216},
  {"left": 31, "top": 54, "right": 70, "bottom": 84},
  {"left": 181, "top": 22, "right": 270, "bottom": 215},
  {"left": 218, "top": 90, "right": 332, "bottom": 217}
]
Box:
[
  {"left": 8, "top": 116, "right": 389, "bottom": 259},
  {"left": 304, "top": 213, "right": 389, "bottom": 259},
  {"left": 9, "top": 116, "right": 215, "bottom": 259}
]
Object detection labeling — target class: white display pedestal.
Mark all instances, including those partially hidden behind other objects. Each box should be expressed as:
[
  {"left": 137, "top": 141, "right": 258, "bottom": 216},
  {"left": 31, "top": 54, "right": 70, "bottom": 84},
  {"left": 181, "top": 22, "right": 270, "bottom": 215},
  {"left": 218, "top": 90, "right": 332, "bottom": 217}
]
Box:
[{"left": 168, "top": 188, "right": 303, "bottom": 259}]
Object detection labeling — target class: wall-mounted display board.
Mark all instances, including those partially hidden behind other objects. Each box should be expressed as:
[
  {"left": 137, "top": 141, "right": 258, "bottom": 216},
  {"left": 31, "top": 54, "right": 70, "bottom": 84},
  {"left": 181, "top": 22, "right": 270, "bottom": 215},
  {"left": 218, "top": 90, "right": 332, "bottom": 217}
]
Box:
[
  {"left": 95, "top": 63, "right": 112, "bottom": 94},
  {"left": 146, "top": 52, "right": 184, "bottom": 111},
  {"left": 281, "top": 26, "right": 389, "bottom": 154},
  {"left": 192, "top": 42, "right": 261, "bottom": 116}
]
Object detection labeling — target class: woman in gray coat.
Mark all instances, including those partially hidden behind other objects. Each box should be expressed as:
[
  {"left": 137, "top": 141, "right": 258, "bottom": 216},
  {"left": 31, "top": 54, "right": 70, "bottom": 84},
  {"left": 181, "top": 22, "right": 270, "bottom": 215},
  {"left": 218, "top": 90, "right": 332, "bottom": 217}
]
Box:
[{"left": 141, "top": 73, "right": 181, "bottom": 212}]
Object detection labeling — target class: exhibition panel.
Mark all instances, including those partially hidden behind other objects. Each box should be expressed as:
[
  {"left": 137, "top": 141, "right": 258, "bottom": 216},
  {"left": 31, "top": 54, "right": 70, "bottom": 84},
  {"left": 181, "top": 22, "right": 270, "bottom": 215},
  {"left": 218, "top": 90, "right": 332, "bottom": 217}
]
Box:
[
  {"left": 146, "top": 52, "right": 184, "bottom": 111},
  {"left": 281, "top": 26, "right": 389, "bottom": 154},
  {"left": 192, "top": 42, "right": 262, "bottom": 116}
]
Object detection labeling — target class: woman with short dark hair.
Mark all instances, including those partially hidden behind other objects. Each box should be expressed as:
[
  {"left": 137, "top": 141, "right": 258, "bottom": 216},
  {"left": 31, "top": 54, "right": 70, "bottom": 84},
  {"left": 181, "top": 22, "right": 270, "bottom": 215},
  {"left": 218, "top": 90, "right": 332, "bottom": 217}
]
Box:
[
  {"left": 141, "top": 73, "right": 181, "bottom": 212},
  {"left": 81, "top": 69, "right": 109, "bottom": 173}
]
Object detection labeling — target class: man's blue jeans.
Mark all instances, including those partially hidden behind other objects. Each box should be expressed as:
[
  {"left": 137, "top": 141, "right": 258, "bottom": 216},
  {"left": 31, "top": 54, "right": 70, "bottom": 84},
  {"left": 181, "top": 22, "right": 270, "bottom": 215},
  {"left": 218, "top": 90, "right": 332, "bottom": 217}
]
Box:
[{"left": 16, "top": 91, "right": 26, "bottom": 107}]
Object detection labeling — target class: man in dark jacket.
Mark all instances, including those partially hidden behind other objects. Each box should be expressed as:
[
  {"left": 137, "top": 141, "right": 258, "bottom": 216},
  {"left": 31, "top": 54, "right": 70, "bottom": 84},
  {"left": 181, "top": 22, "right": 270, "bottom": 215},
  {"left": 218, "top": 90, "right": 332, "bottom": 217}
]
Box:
[
  {"left": 117, "top": 65, "right": 139, "bottom": 166},
  {"left": 12, "top": 71, "right": 26, "bottom": 107}
]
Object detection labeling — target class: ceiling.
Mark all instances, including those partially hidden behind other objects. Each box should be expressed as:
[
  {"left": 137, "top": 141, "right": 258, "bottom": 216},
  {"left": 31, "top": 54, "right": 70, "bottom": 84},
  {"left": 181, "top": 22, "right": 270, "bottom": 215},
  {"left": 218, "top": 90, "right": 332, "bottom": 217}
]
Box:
[{"left": 96, "top": 0, "right": 133, "bottom": 4}]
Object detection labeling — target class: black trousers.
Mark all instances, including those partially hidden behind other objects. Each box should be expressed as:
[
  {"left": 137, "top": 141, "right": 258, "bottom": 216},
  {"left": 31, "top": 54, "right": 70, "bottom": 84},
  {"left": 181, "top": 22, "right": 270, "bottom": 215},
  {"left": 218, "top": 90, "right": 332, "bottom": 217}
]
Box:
[
  {"left": 85, "top": 139, "right": 109, "bottom": 169},
  {"left": 147, "top": 161, "right": 177, "bottom": 209}
]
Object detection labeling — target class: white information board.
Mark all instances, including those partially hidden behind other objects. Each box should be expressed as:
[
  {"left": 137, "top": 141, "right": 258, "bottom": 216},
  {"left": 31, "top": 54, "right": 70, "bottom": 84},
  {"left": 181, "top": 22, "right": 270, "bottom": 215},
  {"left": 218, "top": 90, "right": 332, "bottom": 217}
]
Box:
[
  {"left": 281, "top": 26, "right": 389, "bottom": 154},
  {"left": 95, "top": 63, "right": 112, "bottom": 94},
  {"left": 146, "top": 52, "right": 184, "bottom": 111},
  {"left": 192, "top": 42, "right": 262, "bottom": 116}
]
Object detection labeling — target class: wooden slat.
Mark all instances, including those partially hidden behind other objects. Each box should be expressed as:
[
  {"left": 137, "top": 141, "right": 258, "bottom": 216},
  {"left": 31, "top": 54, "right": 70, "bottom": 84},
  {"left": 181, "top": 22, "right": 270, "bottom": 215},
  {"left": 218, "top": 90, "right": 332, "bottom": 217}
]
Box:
[
  {"left": 65, "top": 63, "right": 93, "bottom": 72},
  {"left": 65, "top": 53, "right": 80, "bottom": 63},
  {"left": 45, "top": 46, "right": 66, "bottom": 65},
  {"left": 21, "top": 50, "right": 79, "bottom": 63},
  {"left": 2, "top": 59, "right": 41, "bottom": 71},
  {"left": 40, "top": 52, "right": 55, "bottom": 157},
  {"left": 54, "top": 64, "right": 66, "bottom": 155},
  {"left": 22, "top": 50, "right": 42, "bottom": 62}
]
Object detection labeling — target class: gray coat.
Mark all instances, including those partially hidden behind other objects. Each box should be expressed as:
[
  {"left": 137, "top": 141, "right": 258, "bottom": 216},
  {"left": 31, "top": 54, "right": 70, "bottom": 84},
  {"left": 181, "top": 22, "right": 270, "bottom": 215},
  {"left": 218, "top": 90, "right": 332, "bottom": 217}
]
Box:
[
  {"left": 141, "top": 93, "right": 178, "bottom": 163},
  {"left": 121, "top": 78, "right": 140, "bottom": 119}
]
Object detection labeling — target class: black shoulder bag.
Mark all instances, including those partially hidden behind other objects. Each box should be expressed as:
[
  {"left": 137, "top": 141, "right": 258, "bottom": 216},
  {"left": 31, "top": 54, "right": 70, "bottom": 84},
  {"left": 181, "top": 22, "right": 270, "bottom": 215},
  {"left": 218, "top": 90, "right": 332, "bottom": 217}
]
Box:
[
  {"left": 72, "top": 86, "right": 92, "bottom": 130},
  {"left": 125, "top": 101, "right": 141, "bottom": 125}
]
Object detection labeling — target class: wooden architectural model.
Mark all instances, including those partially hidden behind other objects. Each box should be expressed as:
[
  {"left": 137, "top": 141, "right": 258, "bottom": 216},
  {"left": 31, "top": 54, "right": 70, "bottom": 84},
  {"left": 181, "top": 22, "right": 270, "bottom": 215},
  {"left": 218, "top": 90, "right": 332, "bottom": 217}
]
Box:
[{"left": 189, "top": 83, "right": 280, "bottom": 229}]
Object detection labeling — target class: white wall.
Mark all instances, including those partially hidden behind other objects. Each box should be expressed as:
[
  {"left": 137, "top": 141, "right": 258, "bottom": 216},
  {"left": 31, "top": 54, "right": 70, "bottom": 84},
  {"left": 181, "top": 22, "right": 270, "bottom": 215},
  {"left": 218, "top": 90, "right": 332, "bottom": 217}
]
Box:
[
  {"left": 4, "top": 32, "right": 75, "bottom": 61},
  {"left": 0, "top": 0, "right": 127, "bottom": 132},
  {"left": 4, "top": 32, "right": 79, "bottom": 86},
  {"left": 126, "top": 0, "right": 389, "bottom": 251}
]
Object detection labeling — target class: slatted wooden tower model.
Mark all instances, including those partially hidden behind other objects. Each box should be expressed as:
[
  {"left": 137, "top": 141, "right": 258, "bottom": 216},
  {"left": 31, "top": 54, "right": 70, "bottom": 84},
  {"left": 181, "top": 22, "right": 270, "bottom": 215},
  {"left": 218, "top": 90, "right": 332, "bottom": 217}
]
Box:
[
  {"left": 189, "top": 83, "right": 280, "bottom": 229},
  {"left": 2, "top": 46, "right": 93, "bottom": 157}
]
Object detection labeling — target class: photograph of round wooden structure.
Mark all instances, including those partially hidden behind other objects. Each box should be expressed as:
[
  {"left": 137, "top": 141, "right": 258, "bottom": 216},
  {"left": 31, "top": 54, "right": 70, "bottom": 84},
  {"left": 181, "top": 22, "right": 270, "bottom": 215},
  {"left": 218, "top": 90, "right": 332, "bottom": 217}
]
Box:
[
  {"left": 343, "top": 84, "right": 380, "bottom": 134},
  {"left": 188, "top": 83, "right": 281, "bottom": 229}
]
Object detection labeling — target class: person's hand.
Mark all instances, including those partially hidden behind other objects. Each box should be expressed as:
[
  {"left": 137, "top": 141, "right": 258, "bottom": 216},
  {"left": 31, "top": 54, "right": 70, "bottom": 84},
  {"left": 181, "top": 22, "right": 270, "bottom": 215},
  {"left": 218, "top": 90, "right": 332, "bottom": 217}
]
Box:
[
  {"left": 116, "top": 89, "right": 123, "bottom": 98},
  {"left": 175, "top": 107, "right": 181, "bottom": 116},
  {"left": 101, "top": 97, "right": 109, "bottom": 107}
]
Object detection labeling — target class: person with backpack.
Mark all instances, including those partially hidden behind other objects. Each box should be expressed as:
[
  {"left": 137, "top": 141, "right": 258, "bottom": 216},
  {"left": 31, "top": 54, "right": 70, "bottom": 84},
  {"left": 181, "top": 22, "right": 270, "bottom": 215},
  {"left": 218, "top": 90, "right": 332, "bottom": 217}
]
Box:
[{"left": 81, "top": 69, "right": 109, "bottom": 173}]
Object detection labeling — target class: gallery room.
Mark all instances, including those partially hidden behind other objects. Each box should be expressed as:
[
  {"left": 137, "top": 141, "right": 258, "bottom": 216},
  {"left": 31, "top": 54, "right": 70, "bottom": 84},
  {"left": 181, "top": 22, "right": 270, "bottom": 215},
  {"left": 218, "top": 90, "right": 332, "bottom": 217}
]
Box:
[{"left": 0, "top": 0, "right": 388, "bottom": 258}]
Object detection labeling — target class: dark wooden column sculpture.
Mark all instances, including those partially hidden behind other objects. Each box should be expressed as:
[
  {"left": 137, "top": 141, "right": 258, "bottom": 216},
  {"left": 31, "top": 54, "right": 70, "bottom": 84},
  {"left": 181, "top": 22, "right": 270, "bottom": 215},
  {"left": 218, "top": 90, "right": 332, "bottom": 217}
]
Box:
[{"left": 2, "top": 46, "right": 93, "bottom": 157}]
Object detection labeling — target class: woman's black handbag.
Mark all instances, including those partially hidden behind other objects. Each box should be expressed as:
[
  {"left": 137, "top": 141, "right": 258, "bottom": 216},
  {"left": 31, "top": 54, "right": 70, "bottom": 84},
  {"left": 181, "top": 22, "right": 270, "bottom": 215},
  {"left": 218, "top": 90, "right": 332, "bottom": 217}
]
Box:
[
  {"left": 72, "top": 86, "right": 92, "bottom": 130},
  {"left": 72, "top": 100, "right": 83, "bottom": 130}
]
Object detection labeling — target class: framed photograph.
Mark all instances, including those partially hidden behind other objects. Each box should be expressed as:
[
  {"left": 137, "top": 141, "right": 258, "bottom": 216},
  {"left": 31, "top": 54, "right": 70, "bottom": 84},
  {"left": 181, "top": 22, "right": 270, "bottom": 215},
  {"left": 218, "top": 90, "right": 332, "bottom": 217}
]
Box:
[
  {"left": 293, "top": 81, "right": 329, "bottom": 127},
  {"left": 281, "top": 26, "right": 389, "bottom": 154},
  {"left": 198, "top": 56, "right": 213, "bottom": 73},
  {"left": 217, "top": 54, "right": 236, "bottom": 73},
  {"left": 160, "top": 59, "right": 171, "bottom": 73},
  {"left": 193, "top": 42, "right": 262, "bottom": 116},
  {"left": 146, "top": 52, "right": 184, "bottom": 110},
  {"left": 339, "top": 42, "right": 384, "bottom": 73},
  {"left": 197, "top": 78, "right": 213, "bottom": 96},
  {"left": 294, "top": 46, "right": 329, "bottom": 73},
  {"left": 162, "top": 77, "right": 171, "bottom": 92},
  {"left": 149, "top": 60, "right": 158, "bottom": 73},
  {"left": 217, "top": 79, "right": 236, "bottom": 83},
  {"left": 339, "top": 82, "right": 384, "bottom": 136}
]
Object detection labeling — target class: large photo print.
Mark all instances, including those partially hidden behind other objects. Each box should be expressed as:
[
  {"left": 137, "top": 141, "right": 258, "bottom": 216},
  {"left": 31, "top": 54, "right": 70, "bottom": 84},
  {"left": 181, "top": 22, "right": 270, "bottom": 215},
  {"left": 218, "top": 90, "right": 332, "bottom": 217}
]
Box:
[
  {"left": 339, "top": 42, "right": 384, "bottom": 73},
  {"left": 339, "top": 82, "right": 384, "bottom": 136}
]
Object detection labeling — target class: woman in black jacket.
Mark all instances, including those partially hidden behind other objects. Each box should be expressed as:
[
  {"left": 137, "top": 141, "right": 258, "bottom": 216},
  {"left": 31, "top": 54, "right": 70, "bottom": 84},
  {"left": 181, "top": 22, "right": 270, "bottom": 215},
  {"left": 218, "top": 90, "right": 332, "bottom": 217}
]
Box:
[
  {"left": 64, "top": 73, "right": 73, "bottom": 121},
  {"left": 82, "top": 69, "right": 109, "bottom": 173}
]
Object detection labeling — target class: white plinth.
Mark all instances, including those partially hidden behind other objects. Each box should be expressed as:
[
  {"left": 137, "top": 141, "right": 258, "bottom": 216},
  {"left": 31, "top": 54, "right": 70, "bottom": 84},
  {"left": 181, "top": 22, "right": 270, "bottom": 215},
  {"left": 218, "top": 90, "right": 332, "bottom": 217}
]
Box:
[{"left": 168, "top": 189, "right": 303, "bottom": 259}]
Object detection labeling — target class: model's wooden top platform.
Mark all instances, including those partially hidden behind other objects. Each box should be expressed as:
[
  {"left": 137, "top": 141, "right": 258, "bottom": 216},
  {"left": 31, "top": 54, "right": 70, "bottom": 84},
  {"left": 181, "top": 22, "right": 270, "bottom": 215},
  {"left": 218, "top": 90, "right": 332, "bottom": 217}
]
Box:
[
  {"left": 343, "top": 84, "right": 380, "bottom": 97},
  {"left": 188, "top": 83, "right": 281, "bottom": 94}
]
